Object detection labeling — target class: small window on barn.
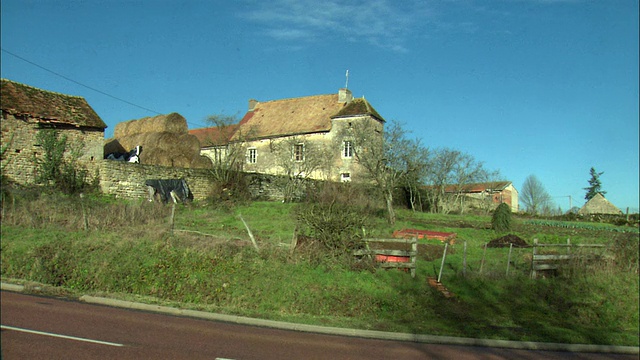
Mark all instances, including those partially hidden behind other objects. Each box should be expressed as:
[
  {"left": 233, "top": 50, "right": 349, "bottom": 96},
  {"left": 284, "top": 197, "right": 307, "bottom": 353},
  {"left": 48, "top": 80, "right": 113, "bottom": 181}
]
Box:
[
  {"left": 247, "top": 148, "right": 257, "bottom": 164},
  {"left": 341, "top": 173, "right": 351, "bottom": 182},
  {"left": 294, "top": 144, "right": 304, "bottom": 162}
]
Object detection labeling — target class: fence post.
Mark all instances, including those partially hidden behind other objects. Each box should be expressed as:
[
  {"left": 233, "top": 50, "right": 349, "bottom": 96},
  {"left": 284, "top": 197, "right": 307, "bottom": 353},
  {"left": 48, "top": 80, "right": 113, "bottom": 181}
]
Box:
[
  {"left": 411, "top": 237, "right": 417, "bottom": 278},
  {"left": 506, "top": 243, "right": 513, "bottom": 276},
  {"left": 531, "top": 238, "right": 538, "bottom": 279},
  {"left": 169, "top": 202, "right": 176, "bottom": 235},
  {"left": 437, "top": 242, "right": 448, "bottom": 283},
  {"left": 462, "top": 240, "right": 467, "bottom": 278},
  {"left": 480, "top": 242, "right": 487, "bottom": 274}
]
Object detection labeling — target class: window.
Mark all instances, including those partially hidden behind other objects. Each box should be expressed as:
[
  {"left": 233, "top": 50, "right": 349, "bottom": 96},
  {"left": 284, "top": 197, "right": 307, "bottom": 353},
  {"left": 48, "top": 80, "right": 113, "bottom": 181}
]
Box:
[
  {"left": 341, "top": 173, "right": 351, "bottom": 182},
  {"left": 247, "top": 148, "right": 257, "bottom": 164},
  {"left": 343, "top": 141, "right": 353, "bottom": 158},
  {"left": 294, "top": 144, "right": 304, "bottom": 161}
]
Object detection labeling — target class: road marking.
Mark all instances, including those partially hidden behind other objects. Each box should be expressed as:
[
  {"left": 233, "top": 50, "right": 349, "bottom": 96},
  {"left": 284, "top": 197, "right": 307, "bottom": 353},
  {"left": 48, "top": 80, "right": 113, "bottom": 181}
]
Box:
[{"left": 1, "top": 325, "right": 125, "bottom": 347}]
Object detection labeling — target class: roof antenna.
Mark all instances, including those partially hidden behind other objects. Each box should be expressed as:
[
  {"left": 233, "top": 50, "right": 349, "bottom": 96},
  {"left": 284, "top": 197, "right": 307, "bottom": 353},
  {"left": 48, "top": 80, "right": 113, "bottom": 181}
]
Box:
[{"left": 345, "top": 70, "right": 349, "bottom": 89}]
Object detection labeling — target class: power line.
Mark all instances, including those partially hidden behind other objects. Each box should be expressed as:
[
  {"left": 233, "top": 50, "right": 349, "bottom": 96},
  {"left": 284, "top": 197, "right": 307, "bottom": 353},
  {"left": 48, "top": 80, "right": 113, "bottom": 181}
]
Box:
[
  {"left": 2, "top": 47, "right": 163, "bottom": 115},
  {"left": 2, "top": 48, "right": 220, "bottom": 130}
]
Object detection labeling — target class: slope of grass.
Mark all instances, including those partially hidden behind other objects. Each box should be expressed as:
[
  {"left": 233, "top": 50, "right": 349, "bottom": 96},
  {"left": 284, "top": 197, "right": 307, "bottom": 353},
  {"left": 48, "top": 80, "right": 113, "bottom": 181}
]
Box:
[{"left": 1, "top": 195, "right": 638, "bottom": 346}]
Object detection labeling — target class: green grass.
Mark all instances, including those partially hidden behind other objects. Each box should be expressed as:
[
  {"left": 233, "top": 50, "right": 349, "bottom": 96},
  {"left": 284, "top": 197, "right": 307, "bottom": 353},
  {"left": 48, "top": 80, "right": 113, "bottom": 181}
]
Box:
[{"left": 1, "top": 196, "right": 638, "bottom": 346}]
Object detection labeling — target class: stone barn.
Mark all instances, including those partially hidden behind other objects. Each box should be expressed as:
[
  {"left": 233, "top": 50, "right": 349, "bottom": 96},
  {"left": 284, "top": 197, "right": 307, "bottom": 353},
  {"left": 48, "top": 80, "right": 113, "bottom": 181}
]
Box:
[
  {"left": 1, "top": 78, "right": 107, "bottom": 185},
  {"left": 578, "top": 193, "right": 622, "bottom": 215}
]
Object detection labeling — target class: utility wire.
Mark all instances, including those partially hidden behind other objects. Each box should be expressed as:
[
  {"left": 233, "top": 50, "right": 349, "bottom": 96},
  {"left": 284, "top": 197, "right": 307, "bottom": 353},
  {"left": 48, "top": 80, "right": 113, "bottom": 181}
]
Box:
[
  {"left": 2, "top": 47, "right": 163, "bottom": 115},
  {"left": 2, "top": 48, "right": 220, "bottom": 129}
]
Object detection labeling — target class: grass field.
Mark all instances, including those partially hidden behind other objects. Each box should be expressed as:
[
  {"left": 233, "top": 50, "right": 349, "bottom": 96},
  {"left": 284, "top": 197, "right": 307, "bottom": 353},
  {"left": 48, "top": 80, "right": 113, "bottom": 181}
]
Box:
[{"left": 1, "top": 192, "right": 638, "bottom": 346}]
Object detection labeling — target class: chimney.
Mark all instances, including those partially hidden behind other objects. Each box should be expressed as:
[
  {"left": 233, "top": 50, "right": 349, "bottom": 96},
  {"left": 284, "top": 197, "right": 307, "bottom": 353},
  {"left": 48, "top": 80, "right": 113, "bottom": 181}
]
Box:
[
  {"left": 248, "top": 99, "right": 258, "bottom": 111},
  {"left": 338, "top": 88, "right": 353, "bottom": 103}
]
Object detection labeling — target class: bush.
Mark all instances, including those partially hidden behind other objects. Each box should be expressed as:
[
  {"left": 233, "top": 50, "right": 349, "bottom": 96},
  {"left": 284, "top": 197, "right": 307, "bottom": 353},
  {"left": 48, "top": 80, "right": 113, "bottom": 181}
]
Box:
[
  {"left": 296, "top": 202, "right": 368, "bottom": 252},
  {"left": 491, "top": 203, "right": 512, "bottom": 231},
  {"left": 33, "top": 129, "right": 95, "bottom": 195},
  {"left": 295, "top": 183, "right": 373, "bottom": 253}
]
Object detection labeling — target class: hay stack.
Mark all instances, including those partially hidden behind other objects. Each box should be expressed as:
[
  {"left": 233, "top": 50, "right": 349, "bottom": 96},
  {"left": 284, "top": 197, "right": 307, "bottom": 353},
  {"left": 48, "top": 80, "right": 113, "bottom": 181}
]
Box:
[
  {"left": 105, "top": 113, "right": 211, "bottom": 169},
  {"left": 114, "top": 112, "right": 188, "bottom": 138}
]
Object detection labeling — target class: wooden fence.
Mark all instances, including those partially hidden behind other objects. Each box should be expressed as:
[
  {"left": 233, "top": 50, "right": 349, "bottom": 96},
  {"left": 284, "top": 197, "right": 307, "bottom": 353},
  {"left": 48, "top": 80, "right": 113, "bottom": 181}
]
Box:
[
  {"left": 531, "top": 238, "right": 605, "bottom": 279},
  {"left": 354, "top": 238, "right": 418, "bottom": 278}
]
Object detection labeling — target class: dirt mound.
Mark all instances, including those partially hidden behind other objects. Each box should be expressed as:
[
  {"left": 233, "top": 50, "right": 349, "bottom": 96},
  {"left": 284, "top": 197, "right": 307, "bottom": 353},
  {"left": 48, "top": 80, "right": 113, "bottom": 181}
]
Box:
[{"left": 486, "top": 234, "right": 530, "bottom": 248}]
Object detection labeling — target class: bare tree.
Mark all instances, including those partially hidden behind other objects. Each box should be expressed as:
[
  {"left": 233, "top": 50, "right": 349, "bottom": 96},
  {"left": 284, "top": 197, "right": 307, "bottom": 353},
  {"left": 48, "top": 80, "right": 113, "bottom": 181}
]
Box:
[
  {"left": 203, "top": 114, "right": 246, "bottom": 184},
  {"left": 270, "top": 135, "right": 331, "bottom": 202},
  {"left": 350, "top": 119, "right": 425, "bottom": 224},
  {"left": 520, "top": 174, "right": 553, "bottom": 215},
  {"left": 422, "top": 148, "right": 457, "bottom": 213},
  {"left": 448, "top": 152, "right": 490, "bottom": 214},
  {"left": 421, "top": 147, "right": 498, "bottom": 214}
]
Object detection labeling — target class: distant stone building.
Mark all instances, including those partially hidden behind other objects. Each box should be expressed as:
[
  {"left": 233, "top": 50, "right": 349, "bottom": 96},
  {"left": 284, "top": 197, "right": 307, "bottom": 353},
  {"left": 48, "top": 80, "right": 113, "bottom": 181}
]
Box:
[
  {"left": 190, "top": 88, "right": 385, "bottom": 182},
  {"left": 443, "top": 181, "right": 519, "bottom": 212},
  {"left": 1, "top": 79, "right": 107, "bottom": 185},
  {"left": 578, "top": 193, "right": 622, "bottom": 215}
]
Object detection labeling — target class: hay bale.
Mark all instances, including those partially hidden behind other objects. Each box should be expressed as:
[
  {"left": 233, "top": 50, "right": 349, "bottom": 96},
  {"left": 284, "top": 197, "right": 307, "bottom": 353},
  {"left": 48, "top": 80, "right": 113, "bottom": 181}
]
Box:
[
  {"left": 114, "top": 113, "right": 188, "bottom": 138},
  {"left": 114, "top": 132, "right": 205, "bottom": 168},
  {"left": 192, "top": 155, "right": 214, "bottom": 169}
]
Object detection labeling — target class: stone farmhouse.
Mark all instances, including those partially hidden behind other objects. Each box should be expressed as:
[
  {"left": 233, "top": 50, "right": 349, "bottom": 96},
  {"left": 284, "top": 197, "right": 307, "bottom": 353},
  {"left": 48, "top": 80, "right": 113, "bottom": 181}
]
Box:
[
  {"left": 1, "top": 79, "right": 107, "bottom": 185},
  {"left": 444, "top": 181, "right": 519, "bottom": 212},
  {"left": 190, "top": 88, "right": 385, "bottom": 183}
]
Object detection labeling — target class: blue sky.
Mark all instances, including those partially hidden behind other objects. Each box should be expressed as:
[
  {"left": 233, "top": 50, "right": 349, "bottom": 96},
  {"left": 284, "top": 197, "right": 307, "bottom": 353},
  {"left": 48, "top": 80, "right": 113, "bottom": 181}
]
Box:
[{"left": 2, "top": 0, "right": 638, "bottom": 212}]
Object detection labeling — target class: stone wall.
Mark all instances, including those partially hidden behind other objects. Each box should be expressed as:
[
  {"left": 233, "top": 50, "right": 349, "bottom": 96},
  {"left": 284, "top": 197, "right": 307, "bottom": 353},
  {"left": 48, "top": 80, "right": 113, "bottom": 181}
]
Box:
[
  {"left": 2, "top": 113, "right": 304, "bottom": 203},
  {"left": 98, "top": 160, "right": 293, "bottom": 202},
  {"left": 98, "top": 160, "right": 214, "bottom": 201}
]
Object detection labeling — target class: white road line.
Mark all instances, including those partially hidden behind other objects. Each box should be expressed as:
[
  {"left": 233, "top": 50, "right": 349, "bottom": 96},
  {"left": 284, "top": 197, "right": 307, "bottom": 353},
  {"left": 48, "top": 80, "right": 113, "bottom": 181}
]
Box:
[{"left": 1, "top": 325, "right": 125, "bottom": 347}]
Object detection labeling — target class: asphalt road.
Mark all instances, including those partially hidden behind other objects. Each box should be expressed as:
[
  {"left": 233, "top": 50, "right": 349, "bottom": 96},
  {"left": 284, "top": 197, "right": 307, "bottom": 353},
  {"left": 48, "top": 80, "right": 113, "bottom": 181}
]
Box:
[{"left": 1, "top": 291, "right": 637, "bottom": 360}]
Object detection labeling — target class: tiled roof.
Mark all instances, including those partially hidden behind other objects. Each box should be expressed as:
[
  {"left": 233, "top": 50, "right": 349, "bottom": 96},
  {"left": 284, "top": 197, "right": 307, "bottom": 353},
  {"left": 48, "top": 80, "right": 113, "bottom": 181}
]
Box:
[
  {"left": 232, "top": 93, "right": 384, "bottom": 141},
  {"left": 0, "top": 78, "right": 106, "bottom": 129},
  {"left": 332, "top": 98, "right": 384, "bottom": 121},
  {"left": 189, "top": 124, "right": 239, "bottom": 147},
  {"left": 444, "top": 181, "right": 513, "bottom": 193}
]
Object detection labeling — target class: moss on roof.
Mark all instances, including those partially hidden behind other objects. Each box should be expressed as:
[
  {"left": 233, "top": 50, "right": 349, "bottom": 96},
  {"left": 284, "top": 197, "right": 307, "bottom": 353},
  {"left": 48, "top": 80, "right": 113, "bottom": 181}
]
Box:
[
  {"left": 331, "top": 98, "right": 384, "bottom": 122},
  {"left": 1, "top": 78, "right": 107, "bottom": 129}
]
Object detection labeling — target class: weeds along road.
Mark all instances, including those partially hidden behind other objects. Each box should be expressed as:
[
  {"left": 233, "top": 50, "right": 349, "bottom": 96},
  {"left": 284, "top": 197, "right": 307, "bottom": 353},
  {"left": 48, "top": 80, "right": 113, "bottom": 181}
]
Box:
[{"left": 1, "top": 291, "right": 636, "bottom": 360}]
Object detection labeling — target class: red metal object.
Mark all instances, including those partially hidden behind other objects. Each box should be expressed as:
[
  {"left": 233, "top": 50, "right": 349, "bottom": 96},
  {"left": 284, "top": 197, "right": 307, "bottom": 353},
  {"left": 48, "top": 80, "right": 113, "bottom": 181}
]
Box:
[
  {"left": 375, "top": 255, "right": 410, "bottom": 263},
  {"left": 392, "top": 228, "right": 456, "bottom": 243}
]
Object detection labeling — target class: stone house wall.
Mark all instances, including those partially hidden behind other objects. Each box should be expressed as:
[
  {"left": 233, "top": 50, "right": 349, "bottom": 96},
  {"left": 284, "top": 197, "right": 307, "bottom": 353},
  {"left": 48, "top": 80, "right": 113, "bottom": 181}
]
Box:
[
  {"left": 1, "top": 112, "right": 104, "bottom": 185},
  {"left": 201, "top": 115, "right": 381, "bottom": 183}
]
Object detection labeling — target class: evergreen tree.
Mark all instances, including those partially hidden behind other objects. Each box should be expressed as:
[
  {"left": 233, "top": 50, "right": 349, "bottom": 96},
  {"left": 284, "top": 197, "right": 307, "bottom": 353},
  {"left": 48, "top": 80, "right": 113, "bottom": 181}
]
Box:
[
  {"left": 584, "top": 167, "right": 606, "bottom": 200},
  {"left": 491, "top": 202, "right": 512, "bottom": 231}
]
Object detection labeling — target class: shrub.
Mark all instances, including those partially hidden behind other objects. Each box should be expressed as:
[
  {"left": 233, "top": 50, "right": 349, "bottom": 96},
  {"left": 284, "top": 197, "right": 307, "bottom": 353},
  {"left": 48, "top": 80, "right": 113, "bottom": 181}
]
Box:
[
  {"left": 296, "top": 202, "right": 368, "bottom": 253},
  {"left": 33, "top": 129, "right": 94, "bottom": 195},
  {"left": 295, "top": 183, "right": 374, "bottom": 253},
  {"left": 491, "top": 203, "right": 512, "bottom": 231}
]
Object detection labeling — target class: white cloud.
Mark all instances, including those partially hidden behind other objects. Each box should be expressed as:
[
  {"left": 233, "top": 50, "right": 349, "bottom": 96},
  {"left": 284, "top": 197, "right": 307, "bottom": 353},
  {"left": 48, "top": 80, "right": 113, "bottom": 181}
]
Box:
[{"left": 241, "top": 0, "right": 434, "bottom": 52}]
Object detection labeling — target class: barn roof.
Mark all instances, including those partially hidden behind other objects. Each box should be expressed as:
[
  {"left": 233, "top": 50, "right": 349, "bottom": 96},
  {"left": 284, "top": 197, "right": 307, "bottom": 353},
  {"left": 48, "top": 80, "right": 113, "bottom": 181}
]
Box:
[
  {"left": 444, "top": 181, "right": 514, "bottom": 193},
  {"left": 578, "top": 193, "right": 622, "bottom": 215},
  {"left": 189, "top": 124, "right": 239, "bottom": 147},
  {"left": 231, "top": 92, "right": 384, "bottom": 141},
  {"left": 0, "top": 78, "right": 106, "bottom": 129}
]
